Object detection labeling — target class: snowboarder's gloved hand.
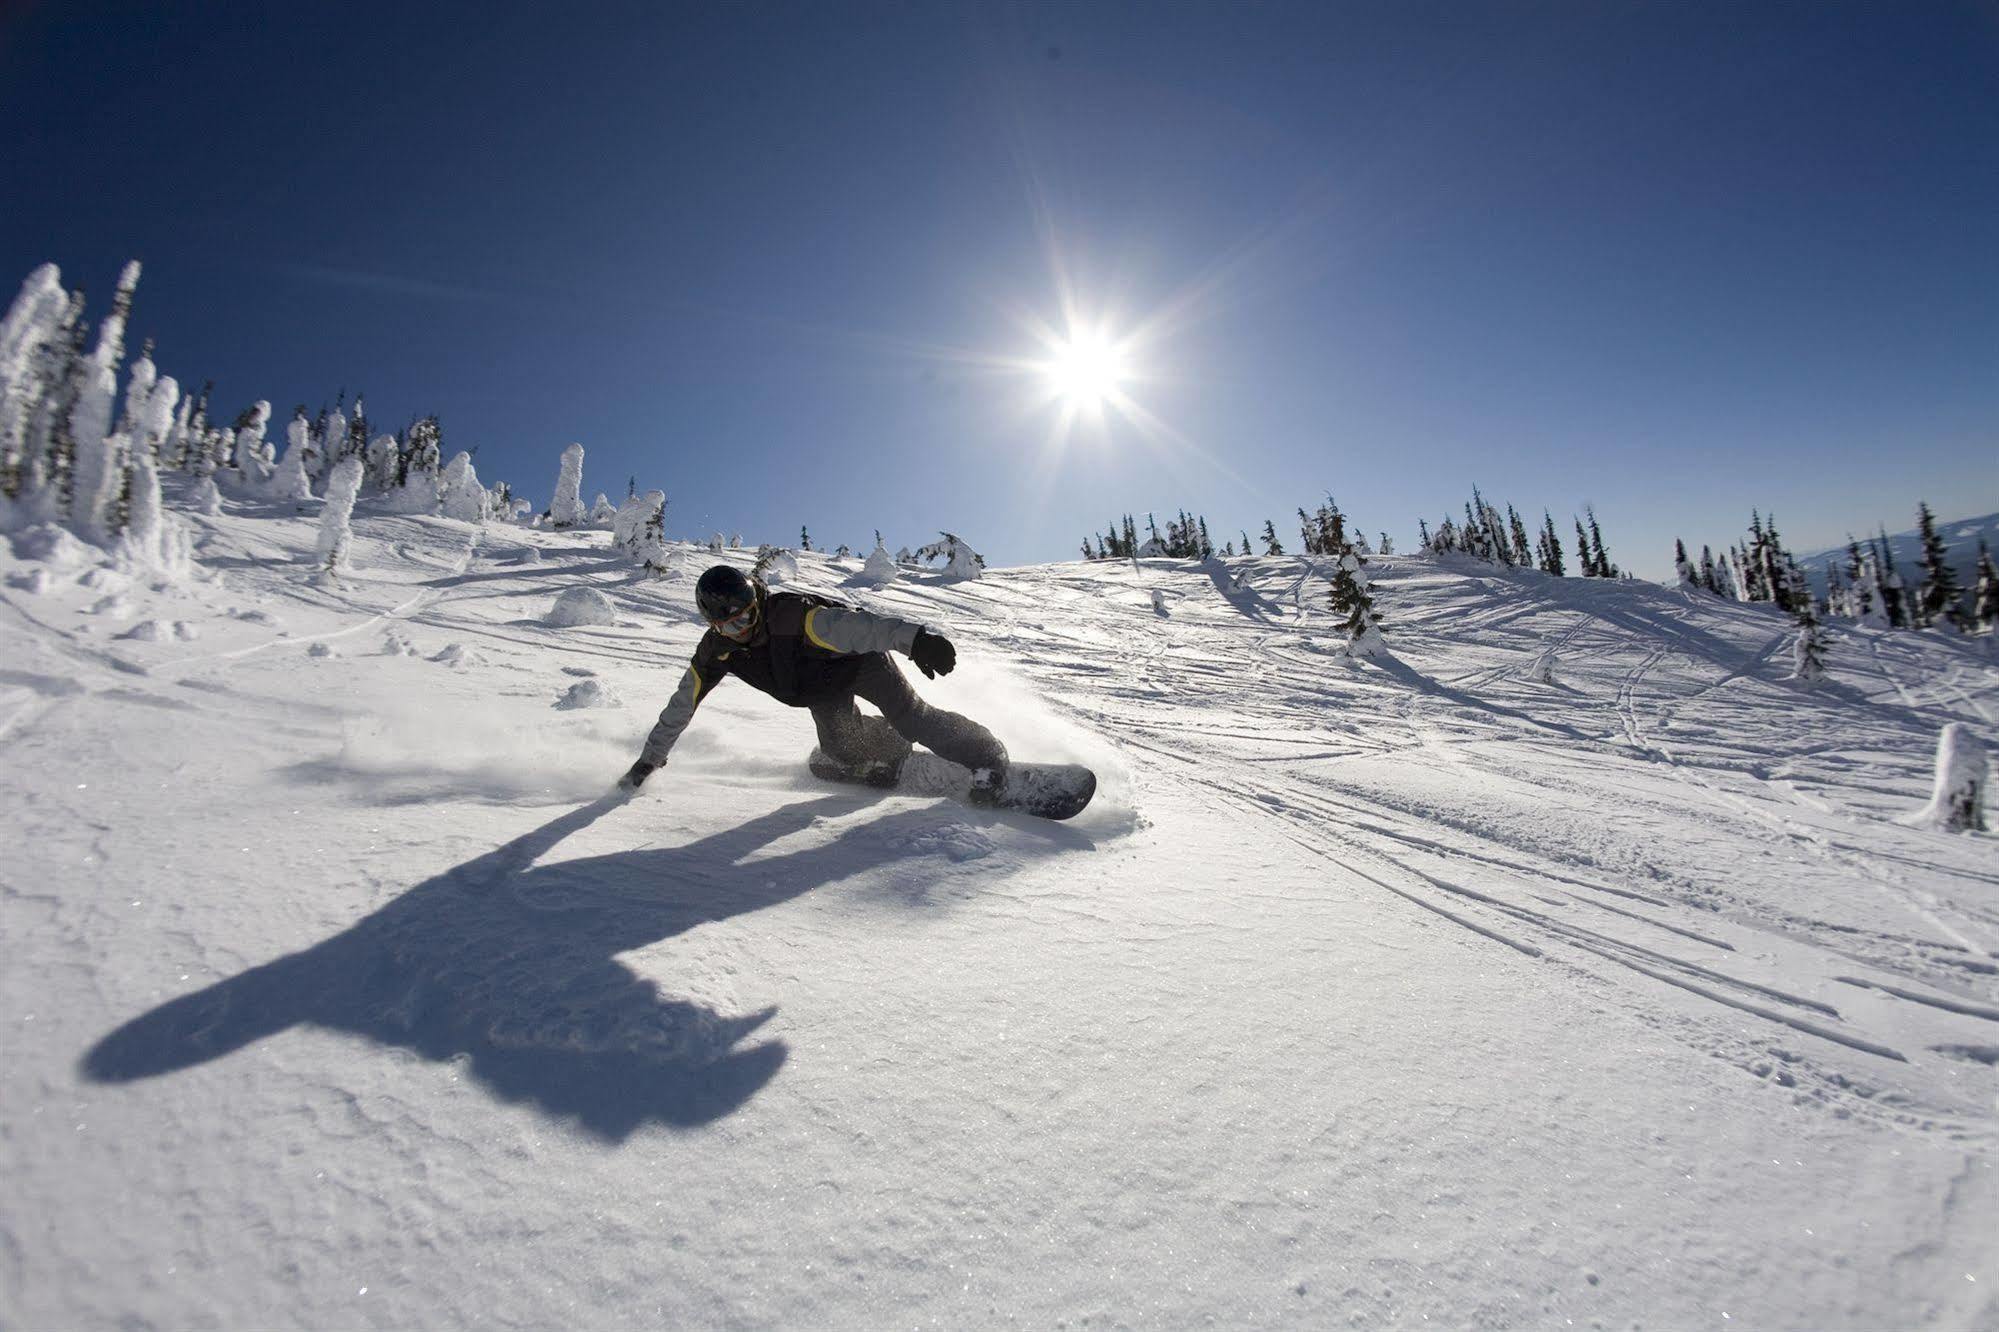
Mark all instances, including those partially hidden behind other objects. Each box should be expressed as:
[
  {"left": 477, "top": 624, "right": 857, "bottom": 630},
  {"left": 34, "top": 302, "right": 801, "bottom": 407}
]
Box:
[
  {"left": 911, "top": 629, "right": 956, "bottom": 679},
  {"left": 618, "top": 759, "right": 656, "bottom": 792}
]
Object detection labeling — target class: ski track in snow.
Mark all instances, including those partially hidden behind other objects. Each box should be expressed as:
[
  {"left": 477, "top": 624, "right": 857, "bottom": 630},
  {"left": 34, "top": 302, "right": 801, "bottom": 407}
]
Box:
[{"left": 3, "top": 510, "right": 1996, "bottom": 1328}]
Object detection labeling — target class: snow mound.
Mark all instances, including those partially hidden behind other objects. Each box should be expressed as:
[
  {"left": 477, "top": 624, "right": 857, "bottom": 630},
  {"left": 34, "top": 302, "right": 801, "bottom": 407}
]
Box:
[
  {"left": 307, "top": 641, "right": 338, "bottom": 659},
  {"left": 88, "top": 594, "right": 131, "bottom": 618},
  {"left": 119, "top": 619, "right": 196, "bottom": 642},
  {"left": 6, "top": 568, "right": 50, "bottom": 594},
  {"left": 430, "top": 643, "right": 484, "bottom": 669},
  {"left": 553, "top": 679, "right": 620, "bottom": 710},
  {"left": 9, "top": 523, "right": 95, "bottom": 568},
  {"left": 78, "top": 567, "right": 127, "bottom": 593},
  {"left": 544, "top": 587, "right": 618, "bottom": 628},
  {"left": 381, "top": 632, "right": 419, "bottom": 657},
  {"left": 505, "top": 547, "right": 543, "bottom": 566}
]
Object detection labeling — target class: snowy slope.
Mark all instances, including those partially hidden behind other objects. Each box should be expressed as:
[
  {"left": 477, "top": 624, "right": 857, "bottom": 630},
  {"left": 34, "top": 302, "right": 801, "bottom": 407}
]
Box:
[{"left": 3, "top": 504, "right": 1996, "bottom": 1328}]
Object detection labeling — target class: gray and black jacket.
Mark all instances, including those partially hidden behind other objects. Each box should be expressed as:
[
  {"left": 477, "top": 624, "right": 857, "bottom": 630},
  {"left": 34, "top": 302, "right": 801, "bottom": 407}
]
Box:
[{"left": 638, "top": 592, "right": 925, "bottom": 767}]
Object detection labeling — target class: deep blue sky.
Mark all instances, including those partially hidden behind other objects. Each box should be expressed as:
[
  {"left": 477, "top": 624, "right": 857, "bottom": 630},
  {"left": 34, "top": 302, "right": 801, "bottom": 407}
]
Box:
[{"left": 4, "top": 1, "right": 1994, "bottom": 574}]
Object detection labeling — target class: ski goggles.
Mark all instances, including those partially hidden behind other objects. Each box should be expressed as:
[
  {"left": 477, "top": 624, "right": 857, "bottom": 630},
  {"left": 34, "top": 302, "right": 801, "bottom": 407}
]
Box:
[{"left": 709, "top": 601, "right": 759, "bottom": 637}]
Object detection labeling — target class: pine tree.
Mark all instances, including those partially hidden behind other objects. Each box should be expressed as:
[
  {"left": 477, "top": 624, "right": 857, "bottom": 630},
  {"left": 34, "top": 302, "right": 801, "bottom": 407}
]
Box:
[
  {"left": 1261, "top": 519, "right": 1283, "bottom": 556},
  {"left": 1790, "top": 596, "right": 1827, "bottom": 685},
  {"left": 1538, "top": 512, "right": 1564, "bottom": 576},
  {"left": 1585, "top": 506, "right": 1614, "bottom": 578},
  {"left": 1198, "top": 515, "right": 1213, "bottom": 560},
  {"left": 1328, "top": 544, "right": 1384, "bottom": 656},
  {"left": 1239, "top": 530, "right": 1252, "bottom": 558},
  {"left": 1971, "top": 540, "right": 1999, "bottom": 634},
  {"left": 1875, "top": 527, "right": 1908, "bottom": 628},
  {"left": 1673, "top": 538, "right": 1693, "bottom": 587},
  {"left": 1913, "top": 501, "right": 1965, "bottom": 630},
  {"left": 800, "top": 525, "right": 812, "bottom": 552},
  {"left": 1574, "top": 518, "right": 1594, "bottom": 577},
  {"left": 1507, "top": 506, "right": 1532, "bottom": 566},
  {"left": 1418, "top": 518, "right": 1433, "bottom": 552}
]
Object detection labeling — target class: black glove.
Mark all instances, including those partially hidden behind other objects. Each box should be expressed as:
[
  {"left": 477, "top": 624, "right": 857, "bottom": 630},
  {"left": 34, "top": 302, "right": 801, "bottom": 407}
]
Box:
[
  {"left": 910, "top": 629, "right": 956, "bottom": 679},
  {"left": 618, "top": 759, "right": 656, "bottom": 792}
]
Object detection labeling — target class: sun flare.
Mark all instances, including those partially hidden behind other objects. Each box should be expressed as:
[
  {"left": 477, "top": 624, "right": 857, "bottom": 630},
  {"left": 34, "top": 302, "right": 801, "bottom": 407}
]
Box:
[{"left": 1041, "top": 329, "right": 1129, "bottom": 411}]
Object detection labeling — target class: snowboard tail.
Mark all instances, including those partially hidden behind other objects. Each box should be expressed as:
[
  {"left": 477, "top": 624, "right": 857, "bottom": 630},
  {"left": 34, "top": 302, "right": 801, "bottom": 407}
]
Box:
[{"left": 808, "top": 750, "right": 1096, "bottom": 821}]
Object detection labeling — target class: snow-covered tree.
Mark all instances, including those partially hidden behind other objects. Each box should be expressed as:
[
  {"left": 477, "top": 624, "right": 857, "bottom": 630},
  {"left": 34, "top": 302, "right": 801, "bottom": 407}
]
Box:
[
  {"left": 860, "top": 538, "right": 899, "bottom": 585},
  {"left": 1972, "top": 540, "right": 1999, "bottom": 635},
  {"left": 115, "top": 340, "right": 155, "bottom": 448},
  {"left": 1913, "top": 501, "right": 1966, "bottom": 631},
  {"left": 269, "top": 408, "right": 317, "bottom": 502},
  {"left": 1329, "top": 549, "right": 1385, "bottom": 657},
  {"left": 1673, "top": 538, "right": 1695, "bottom": 588},
  {"left": 0, "top": 264, "right": 71, "bottom": 497},
  {"left": 1537, "top": 513, "right": 1565, "bottom": 576},
  {"left": 310, "top": 405, "right": 342, "bottom": 483},
  {"left": 916, "top": 531, "right": 982, "bottom": 579},
  {"left": 613, "top": 490, "right": 670, "bottom": 575},
  {"left": 588, "top": 493, "right": 618, "bottom": 527},
  {"left": 233, "top": 401, "right": 273, "bottom": 486},
  {"left": 1900, "top": 724, "right": 1987, "bottom": 833},
  {"left": 386, "top": 416, "right": 442, "bottom": 514},
  {"left": 314, "top": 457, "right": 364, "bottom": 583},
  {"left": 1789, "top": 600, "right": 1827, "bottom": 685},
  {"left": 136, "top": 373, "right": 178, "bottom": 467},
  {"left": 114, "top": 452, "right": 190, "bottom": 578},
  {"left": 438, "top": 451, "right": 487, "bottom": 522},
  {"left": 548, "top": 442, "right": 586, "bottom": 527},
  {"left": 1850, "top": 546, "right": 1888, "bottom": 629},
  {"left": 365, "top": 433, "right": 400, "bottom": 491},
  {"left": 64, "top": 266, "right": 141, "bottom": 542}
]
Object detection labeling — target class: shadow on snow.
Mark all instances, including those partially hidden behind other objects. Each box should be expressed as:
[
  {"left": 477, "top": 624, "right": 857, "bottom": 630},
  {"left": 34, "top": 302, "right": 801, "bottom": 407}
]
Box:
[{"left": 81, "top": 792, "right": 1029, "bottom": 1142}]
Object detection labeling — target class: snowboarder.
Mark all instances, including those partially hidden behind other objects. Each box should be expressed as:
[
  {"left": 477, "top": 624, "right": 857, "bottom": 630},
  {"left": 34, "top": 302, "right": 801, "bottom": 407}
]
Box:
[{"left": 618, "top": 565, "right": 1009, "bottom": 800}]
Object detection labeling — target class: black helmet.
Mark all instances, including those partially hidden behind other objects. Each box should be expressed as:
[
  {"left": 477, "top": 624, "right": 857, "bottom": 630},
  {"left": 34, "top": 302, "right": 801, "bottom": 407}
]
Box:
[{"left": 696, "top": 564, "right": 759, "bottom": 629}]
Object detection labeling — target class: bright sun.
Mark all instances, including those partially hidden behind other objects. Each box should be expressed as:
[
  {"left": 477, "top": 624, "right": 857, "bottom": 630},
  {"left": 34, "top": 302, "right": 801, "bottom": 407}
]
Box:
[{"left": 1042, "top": 329, "right": 1128, "bottom": 410}]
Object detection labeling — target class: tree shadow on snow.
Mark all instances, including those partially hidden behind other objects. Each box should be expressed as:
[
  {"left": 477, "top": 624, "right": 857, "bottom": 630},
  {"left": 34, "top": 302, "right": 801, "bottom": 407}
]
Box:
[{"left": 80, "top": 793, "right": 970, "bottom": 1142}]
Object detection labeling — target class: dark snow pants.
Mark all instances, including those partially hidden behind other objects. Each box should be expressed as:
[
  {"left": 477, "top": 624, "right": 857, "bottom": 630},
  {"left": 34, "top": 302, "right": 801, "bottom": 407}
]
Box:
[{"left": 808, "top": 653, "right": 1007, "bottom": 776}]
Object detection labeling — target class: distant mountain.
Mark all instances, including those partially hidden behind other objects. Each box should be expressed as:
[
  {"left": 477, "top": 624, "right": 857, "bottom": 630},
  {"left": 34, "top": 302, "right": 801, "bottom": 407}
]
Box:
[{"left": 1796, "top": 510, "right": 1998, "bottom": 592}]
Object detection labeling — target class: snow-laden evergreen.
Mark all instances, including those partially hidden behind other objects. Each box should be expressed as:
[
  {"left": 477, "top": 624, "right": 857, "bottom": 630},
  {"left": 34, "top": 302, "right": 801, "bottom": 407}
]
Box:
[
  {"left": 916, "top": 531, "right": 982, "bottom": 579},
  {"left": 232, "top": 401, "right": 273, "bottom": 487},
  {"left": 548, "top": 442, "right": 586, "bottom": 527},
  {"left": 859, "top": 539, "right": 899, "bottom": 585},
  {"left": 269, "top": 410, "right": 317, "bottom": 503},
  {"left": 312, "top": 456, "right": 363, "bottom": 582},
  {"left": 113, "top": 452, "right": 189, "bottom": 578},
  {"left": 1900, "top": 723, "right": 1987, "bottom": 833},
  {"left": 612, "top": 489, "right": 670, "bottom": 575},
  {"left": 438, "top": 451, "right": 487, "bottom": 523}
]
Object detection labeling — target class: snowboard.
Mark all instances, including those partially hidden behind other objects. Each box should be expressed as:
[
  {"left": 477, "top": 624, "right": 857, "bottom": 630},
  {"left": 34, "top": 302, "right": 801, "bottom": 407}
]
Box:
[{"left": 808, "top": 749, "right": 1097, "bottom": 821}]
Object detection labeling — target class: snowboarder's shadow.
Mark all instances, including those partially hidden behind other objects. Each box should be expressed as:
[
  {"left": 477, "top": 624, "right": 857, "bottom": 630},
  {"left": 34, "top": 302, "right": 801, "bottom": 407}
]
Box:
[{"left": 80, "top": 794, "right": 978, "bottom": 1142}]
